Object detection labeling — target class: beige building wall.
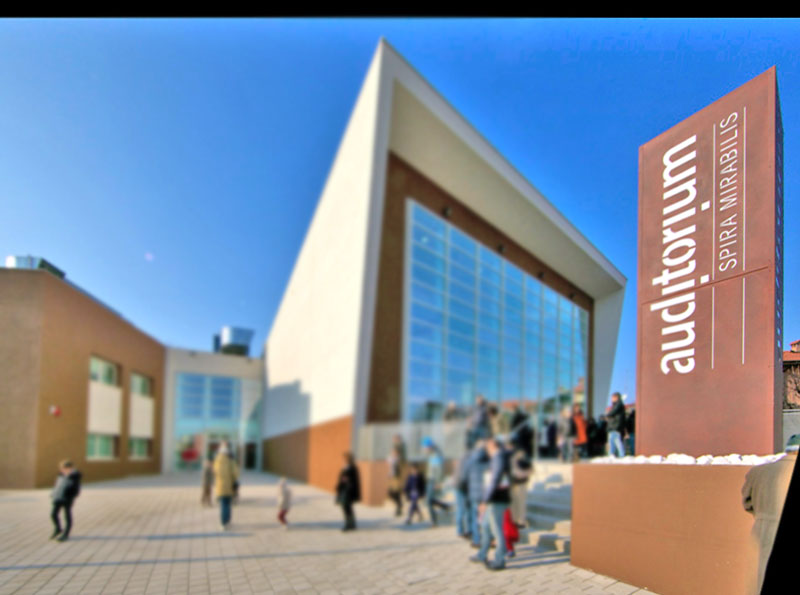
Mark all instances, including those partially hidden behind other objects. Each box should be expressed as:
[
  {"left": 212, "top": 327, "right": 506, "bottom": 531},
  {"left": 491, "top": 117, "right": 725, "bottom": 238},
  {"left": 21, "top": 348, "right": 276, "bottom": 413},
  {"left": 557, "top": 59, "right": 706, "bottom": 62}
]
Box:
[
  {"left": 162, "top": 347, "right": 263, "bottom": 473},
  {"left": 261, "top": 41, "right": 387, "bottom": 453}
]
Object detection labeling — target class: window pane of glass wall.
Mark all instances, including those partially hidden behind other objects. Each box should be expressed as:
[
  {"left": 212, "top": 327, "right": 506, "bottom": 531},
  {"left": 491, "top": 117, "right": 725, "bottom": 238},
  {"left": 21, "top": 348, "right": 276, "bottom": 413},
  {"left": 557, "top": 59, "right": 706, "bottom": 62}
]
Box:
[{"left": 403, "top": 200, "right": 590, "bottom": 428}]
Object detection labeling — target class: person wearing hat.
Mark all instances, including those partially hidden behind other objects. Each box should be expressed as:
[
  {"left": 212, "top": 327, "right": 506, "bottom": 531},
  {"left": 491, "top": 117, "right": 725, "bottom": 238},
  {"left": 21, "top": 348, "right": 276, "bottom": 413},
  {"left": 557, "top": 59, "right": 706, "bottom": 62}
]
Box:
[
  {"left": 741, "top": 434, "right": 799, "bottom": 593},
  {"left": 422, "top": 437, "right": 450, "bottom": 526}
]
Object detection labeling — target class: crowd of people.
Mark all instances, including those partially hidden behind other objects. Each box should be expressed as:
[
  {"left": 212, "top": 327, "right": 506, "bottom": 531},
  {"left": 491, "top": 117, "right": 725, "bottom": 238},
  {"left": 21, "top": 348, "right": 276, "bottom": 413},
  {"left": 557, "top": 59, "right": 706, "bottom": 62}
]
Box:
[
  {"left": 45, "top": 394, "right": 635, "bottom": 549},
  {"left": 42, "top": 390, "right": 794, "bottom": 591},
  {"left": 536, "top": 392, "right": 636, "bottom": 461}
]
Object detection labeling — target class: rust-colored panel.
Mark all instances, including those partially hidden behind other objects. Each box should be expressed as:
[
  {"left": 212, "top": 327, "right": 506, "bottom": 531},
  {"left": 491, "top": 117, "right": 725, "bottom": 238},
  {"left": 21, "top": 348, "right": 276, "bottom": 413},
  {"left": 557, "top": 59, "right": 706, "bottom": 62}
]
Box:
[
  {"left": 366, "top": 154, "right": 595, "bottom": 422},
  {"left": 263, "top": 416, "right": 352, "bottom": 495},
  {"left": 357, "top": 460, "right": 389, "bottom": 507},
  {"left": 572, "top": 464, "right": 758, "bottom": 595},
  {"left": 637, "top": 68, "right": 782, "bottom": 456}
]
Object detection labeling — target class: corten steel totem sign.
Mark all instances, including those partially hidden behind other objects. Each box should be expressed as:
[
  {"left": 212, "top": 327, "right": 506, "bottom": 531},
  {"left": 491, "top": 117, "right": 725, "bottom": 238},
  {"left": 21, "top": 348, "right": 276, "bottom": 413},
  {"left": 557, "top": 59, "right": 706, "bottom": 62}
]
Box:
[{"left": 637, "top": 67, "right": 784, "bottom": 456}]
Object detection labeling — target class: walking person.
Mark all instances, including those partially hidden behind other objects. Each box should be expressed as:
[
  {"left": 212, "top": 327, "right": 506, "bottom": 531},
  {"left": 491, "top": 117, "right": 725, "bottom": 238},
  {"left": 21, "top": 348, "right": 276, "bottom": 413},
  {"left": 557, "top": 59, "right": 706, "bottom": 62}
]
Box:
[
  {"left": 470, "top": 436, "right": 511, "bottom": 570},
  {"left": 403, "top": 463, "right": 426, "bottom": 525},
  {"left": 277, "top": 477, "right": 291, "bottom": 528},
  {"left": 336, "top": 452, "right": 361, "bottom": 531},
  {"left": 502, "top": 507, "right": 520, "bottom": 558},
  {"left": 50, "top": 460, "right": 81, "bottom": 542},
  {"left": 466, "top": 439, "right": 489, "bottom": 548},
  {"left": 422, "top": 437, "right": 450, "bottom": 526},
  {"left": 214, "top": 441, "right": 239, "bottom": 530},
  {"left": 510, "top": 406, "right": 533, "bottom": 459},
  {"left": 201, "top": 457, "right": 214, "bottom": 507},
  {"left": 386, "top": 445, "right": 404, "bottom": 517},
  {"left": 454, "top": 433, "right": 474, "bottom": 539},
  {"left": 572, "top": 404, "right": 589, "bottom": 461},
  {"left": 606, "top": 392, "right": 627, "bottom": 458},
  {"left": 509, "top": 441, "right": 532, "bottom": 527}
]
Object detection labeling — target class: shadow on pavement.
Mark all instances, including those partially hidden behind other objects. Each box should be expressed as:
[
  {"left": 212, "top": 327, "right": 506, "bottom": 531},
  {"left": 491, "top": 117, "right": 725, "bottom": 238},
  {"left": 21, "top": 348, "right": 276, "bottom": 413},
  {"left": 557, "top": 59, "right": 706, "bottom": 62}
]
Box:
[
  {"left": 67, "top": 532, "right": 250, "bottom": 541},
  {"left": 506, "top": 548, "right": 570, "bottom": 569},
  {"left": 0, "top": 541, "right": 458, "bottom": 571}
]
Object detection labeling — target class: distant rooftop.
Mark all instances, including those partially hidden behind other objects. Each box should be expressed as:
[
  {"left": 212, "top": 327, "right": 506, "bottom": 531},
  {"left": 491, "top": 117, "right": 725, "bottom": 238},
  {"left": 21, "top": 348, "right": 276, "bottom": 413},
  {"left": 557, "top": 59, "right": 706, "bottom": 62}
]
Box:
[
  {"left": 5, "top": 255, "right": 65, "bottom": 279},
  {"left": 213, "top": 326, "right": 254, "bottom": 357}
]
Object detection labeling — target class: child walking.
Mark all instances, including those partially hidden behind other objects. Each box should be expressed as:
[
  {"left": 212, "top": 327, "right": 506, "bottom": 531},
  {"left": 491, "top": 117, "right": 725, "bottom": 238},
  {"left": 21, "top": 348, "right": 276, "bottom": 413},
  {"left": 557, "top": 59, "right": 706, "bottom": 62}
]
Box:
[
  {"left": 50, "top": 460, "right": 82, "bottom": 542},
  {"left": 403, "top": 463, "right": 426, "bottom": 525},
  {"left": 277, "top": 477, "right": 291, "bottom": 528},
  {"left": 502, "top": 507, "right": 520, "bottom": 558}
]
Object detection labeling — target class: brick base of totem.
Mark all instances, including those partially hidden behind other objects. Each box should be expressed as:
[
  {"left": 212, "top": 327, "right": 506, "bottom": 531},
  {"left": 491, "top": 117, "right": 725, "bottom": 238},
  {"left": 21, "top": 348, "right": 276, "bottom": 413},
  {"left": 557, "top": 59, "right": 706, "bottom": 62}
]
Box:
[{"left": 571, "top": 464, "right": 758, "bottom": 595}]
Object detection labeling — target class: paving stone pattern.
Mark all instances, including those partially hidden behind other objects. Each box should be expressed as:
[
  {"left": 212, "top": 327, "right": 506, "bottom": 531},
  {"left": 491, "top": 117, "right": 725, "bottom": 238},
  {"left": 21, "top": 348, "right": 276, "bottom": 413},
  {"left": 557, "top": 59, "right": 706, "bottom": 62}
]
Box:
[{"left": 0, "top": 473, "right": 656, "bottom": 594}]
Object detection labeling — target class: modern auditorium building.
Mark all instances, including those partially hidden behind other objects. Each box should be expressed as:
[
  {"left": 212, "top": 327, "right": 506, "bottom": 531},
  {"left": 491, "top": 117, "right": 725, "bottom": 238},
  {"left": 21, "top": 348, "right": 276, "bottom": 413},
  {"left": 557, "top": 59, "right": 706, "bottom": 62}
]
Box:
[{"left": 261, "top": 40, "right": 627, "bottom": 504}]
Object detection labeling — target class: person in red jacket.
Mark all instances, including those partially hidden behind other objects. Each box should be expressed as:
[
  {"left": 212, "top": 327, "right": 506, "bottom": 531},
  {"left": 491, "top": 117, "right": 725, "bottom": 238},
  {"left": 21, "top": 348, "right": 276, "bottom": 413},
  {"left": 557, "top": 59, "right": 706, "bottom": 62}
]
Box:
[
  {"left": 502, "top": 507, "right": 519, "bottom": 558},
  {"left": 572, "top": 404, "right": 588, "bottom": 461}
]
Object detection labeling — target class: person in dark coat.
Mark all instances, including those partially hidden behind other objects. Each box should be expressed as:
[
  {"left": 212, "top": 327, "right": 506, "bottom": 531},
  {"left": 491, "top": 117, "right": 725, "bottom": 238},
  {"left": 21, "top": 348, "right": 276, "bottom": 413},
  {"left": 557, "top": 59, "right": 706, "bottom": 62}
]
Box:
[
  {"left": 606, "top": 392, "right": 626, "bottom": 457},
  {"left": 625, "top": 408, "right": 636, "bottom": 455},
  {"left": 404, "top": 463, "right": 426, "bottom": 525},
  {"left": 336, "top": 452, "right": 361, "bottom": 531},
  {"left": 510, "top": 407, "right": 534, "bottom": 460},
  {"left": 595, "top": 417, "right": 608, "bottom": 457},
  {"left": 586, "top": 417, "right": 598, "bottom": 458},
  {"left": 50, "top": 460, "right": 82, "bottom": 542}
]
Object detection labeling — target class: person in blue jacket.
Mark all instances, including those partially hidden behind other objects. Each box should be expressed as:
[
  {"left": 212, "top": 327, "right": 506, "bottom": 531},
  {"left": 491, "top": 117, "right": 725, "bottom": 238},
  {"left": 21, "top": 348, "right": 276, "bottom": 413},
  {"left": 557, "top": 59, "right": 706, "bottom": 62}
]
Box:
[
  {"left": 470, "top": 436, "right": 511, "bottom": 570},
  {"left": 465, "top": 437, "right": 490, "bottom": 548},
  {"left": 421, "top": 437, "right": 451, "bottom": 526}
]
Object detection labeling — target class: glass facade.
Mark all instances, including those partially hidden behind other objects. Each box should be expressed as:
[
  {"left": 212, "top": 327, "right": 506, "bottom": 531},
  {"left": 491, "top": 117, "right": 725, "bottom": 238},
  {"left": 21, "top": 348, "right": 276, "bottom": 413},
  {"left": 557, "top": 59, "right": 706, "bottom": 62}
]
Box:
[
  {"left": 173, "top": 373, "right": 243, "bottom": 470},
  {"left": 403, "top": 200, "right": 590, "bottom": 430}
]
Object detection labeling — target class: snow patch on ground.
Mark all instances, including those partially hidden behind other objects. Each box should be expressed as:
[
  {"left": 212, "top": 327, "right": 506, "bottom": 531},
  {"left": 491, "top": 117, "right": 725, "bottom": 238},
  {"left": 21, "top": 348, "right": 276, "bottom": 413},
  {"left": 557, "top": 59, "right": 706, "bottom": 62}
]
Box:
[{"left": 590, "top": 453, "right": 787, "bottom": 466}]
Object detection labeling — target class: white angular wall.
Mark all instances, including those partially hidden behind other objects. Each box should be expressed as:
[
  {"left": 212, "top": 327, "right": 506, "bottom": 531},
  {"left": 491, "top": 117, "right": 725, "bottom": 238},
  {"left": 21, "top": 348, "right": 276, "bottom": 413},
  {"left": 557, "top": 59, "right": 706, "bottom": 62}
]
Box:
[{"left": 262, "top": 44, "right": 388, "bottom": 440}]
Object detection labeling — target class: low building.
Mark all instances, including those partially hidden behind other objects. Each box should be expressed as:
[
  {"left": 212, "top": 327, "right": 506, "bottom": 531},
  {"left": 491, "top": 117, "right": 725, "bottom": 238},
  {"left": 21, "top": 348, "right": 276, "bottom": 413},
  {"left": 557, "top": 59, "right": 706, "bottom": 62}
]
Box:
[{"left": 0, "top": 264, "right": 164, "bottom": 488}]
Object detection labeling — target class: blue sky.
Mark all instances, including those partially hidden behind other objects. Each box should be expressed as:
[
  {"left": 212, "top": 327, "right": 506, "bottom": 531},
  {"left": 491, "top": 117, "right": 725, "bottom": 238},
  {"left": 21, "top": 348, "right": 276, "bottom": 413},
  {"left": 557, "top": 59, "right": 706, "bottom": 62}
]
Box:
[{"left": 1, "top": 18, "right": 798, "bottom": 403}]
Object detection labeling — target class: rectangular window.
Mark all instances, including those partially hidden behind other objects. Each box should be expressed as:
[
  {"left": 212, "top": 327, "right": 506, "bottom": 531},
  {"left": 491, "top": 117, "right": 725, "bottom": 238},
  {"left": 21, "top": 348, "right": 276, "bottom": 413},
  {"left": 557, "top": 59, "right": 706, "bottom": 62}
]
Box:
[
  {"left": 130, "top": 373, "right": 153, "bottom": 396},
  {"left": 128, "top": 437, "right": 151, "bottom": 459},
  {"left": 87, "top": 433, "right": 118, "bottom": 460},
  {"left": 89, "top": 356, "right": 119, "bottom": 386}
]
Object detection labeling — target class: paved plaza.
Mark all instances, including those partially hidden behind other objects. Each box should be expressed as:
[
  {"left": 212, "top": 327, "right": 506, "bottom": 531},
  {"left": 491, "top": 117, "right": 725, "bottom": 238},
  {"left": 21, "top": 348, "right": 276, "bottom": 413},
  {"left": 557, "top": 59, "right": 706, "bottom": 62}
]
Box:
[{"left": 0, "top": 473, "right": 653, "bottom": 594}]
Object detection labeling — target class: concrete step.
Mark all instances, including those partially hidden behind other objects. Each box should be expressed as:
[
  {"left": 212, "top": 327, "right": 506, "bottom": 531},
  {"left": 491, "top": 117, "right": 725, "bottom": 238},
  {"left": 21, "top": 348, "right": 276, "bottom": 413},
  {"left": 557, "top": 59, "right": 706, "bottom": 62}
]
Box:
[
  {"left": 529, "top": 461, "right": 573, "bottom": 485},
  {"left": 528, "top": 500, "right": 571, "bottom": 519},
  {"left": 536, "top": 533, "right": 571, "bottom": 554},
  {"left": 527, "top": 510, "right": 571, "bottom": 531},
  {"left": 527, "top": 486, "right": 572, "bottom": 506}
]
